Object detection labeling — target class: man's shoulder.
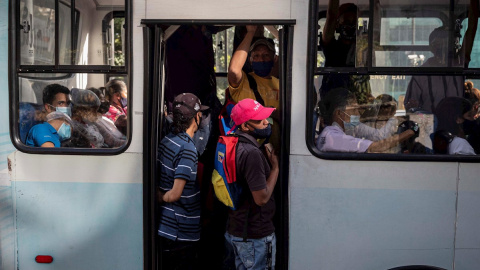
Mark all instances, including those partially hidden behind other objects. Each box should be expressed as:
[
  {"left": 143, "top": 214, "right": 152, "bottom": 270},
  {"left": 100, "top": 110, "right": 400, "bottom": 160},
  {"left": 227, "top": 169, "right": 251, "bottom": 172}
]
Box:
[{"left": 31, "top": 122, "right": 54, "bottom": 134}]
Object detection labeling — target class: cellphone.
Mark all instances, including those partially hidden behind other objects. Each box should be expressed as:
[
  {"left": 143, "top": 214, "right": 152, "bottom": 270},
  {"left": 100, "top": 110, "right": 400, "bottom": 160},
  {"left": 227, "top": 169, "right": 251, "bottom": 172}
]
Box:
[{"left": 265, "top": 143, "right": 273, "bottom": 153}]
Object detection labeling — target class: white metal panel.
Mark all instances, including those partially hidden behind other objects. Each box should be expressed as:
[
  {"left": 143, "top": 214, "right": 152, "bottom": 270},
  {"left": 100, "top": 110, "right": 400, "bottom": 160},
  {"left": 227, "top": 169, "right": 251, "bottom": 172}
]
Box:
[
  {"left": 128, "top": 0, "right": 146, "bottom": 154},
  {"left": 289, "top": 155, "right": 459, "bottom": 269},
  {"left": 144, "top": 0, "right": 292, "bottom": 20},
  {"left": 10, "top": 151, "right": 142, "bottom": 184},
  {"left": 290, "top": 0, "right": 311, "bottom": 156},
  {"left": 455, "top": 162, "right": 480, "bottom": 270}
]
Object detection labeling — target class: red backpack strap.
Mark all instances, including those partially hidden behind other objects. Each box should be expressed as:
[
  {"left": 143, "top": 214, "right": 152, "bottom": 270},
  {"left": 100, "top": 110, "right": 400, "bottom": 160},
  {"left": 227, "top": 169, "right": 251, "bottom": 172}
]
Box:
[{"left": 222, "top": 135, "right": 239, "bottom": 184}]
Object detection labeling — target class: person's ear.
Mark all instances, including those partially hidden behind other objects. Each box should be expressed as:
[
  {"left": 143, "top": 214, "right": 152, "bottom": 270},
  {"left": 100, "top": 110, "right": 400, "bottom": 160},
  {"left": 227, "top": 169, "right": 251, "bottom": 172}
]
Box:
[{"left": 240, "top": 122, "right": 250, "bottom": 132}]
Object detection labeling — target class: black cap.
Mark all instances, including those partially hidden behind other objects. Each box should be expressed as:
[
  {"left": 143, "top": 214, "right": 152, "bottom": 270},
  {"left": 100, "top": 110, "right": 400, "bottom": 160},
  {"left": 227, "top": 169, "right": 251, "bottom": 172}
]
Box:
[{"left": 173, "top": 93, "right": 209, "bottom": 117}]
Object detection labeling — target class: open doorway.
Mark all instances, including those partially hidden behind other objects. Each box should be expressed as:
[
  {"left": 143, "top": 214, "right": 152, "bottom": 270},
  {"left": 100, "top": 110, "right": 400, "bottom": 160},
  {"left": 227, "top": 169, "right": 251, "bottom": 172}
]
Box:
[{"left": 142, "top": 21, "right": 293, "bottom": 270}]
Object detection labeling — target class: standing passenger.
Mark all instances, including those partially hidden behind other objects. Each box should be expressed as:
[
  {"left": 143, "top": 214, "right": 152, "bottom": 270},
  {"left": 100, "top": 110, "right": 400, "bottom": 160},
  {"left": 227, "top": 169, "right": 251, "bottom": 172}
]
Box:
[
  {"left": 157, "top": 93, "right": 209, "bottom": 269},
  {"left": 225, "top": 98, "right": 279, "bottom": 270},
  {"left": 228, "top": 25, "right": 281, "bottom": 152}
]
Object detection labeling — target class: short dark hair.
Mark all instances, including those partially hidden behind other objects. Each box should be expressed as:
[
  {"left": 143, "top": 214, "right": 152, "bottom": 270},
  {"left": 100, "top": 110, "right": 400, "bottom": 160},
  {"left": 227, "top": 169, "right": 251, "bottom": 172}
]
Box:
[
  {"left": 172, "top": 109, "right": 195, "bottom": 134},
  {"left": 42, "top": 84, "right": 70, "bottom": 105},
  {"left": 319, "top": 88, "right": 355, "bottom": 125}
]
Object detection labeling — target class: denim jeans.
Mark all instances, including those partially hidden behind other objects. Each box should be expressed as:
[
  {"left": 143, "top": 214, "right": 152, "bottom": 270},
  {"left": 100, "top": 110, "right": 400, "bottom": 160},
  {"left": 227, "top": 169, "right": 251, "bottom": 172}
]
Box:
[{"left": 224, "top": 232, "right": 276, "bottom": 270}]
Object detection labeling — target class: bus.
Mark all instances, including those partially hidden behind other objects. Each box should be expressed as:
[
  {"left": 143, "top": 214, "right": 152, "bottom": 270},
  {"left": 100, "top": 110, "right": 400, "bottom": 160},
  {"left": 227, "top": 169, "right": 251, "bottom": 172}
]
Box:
[{"left": 1, "top": 0, "right": 480, "bottom": 269}]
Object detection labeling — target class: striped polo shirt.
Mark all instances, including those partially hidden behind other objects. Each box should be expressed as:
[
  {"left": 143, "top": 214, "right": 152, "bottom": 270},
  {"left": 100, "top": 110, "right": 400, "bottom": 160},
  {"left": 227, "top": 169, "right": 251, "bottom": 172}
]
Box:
[{"left": 157, "top": 132, "right": 201, "bottom": 241}]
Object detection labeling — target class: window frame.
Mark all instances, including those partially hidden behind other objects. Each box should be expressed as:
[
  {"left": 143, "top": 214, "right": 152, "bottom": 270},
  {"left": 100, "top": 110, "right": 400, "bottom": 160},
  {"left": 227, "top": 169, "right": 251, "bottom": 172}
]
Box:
[
  {"left": 9, "top": 0, "right": 132, "bottom": 155},
  {"left": 307, "top": 0, "right": 480, "bottom": 162}
]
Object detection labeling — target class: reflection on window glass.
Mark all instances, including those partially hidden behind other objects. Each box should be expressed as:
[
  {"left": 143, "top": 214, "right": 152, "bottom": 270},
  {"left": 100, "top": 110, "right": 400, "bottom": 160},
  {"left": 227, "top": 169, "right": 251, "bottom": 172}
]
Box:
[
  {"left": 314, "top": 75, "right": 479, "bottom": 155},
  {"left": 213, "top": 27, "right": 234, "bottom": 73},
  {"left": 104, "top": 13, "right": 125, "bottom": 66},
  {"left": 18, "top": 74, "right": 128, "bottom": 149},
  {"left": 380, "top": 18, "right": 441, "bottom": 46},
  {"left": 20, "top": 0, "right": 55, "bottom": 65}
]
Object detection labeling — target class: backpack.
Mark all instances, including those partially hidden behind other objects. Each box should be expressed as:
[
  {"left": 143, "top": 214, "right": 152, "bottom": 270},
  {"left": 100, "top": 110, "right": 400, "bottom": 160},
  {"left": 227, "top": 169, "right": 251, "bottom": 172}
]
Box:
[
  {"left": 211, "top": 134, "right": 253, "bottom": 210},
  {"left": 219, "top": 73, "right": 265, "bottom": 136}
]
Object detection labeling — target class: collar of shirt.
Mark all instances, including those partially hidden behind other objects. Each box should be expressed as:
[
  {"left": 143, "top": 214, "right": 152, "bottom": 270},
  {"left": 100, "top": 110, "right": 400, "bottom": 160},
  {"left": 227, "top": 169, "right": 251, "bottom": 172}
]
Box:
[
  {"left": 235, "top": 130, "right": 261, "bottom": 148},
  {"left": 332, "top": 121, "right": 344, "bottom": 132},
  {"left": 44, "top": 122, "right": 59, "bottom": 134}
]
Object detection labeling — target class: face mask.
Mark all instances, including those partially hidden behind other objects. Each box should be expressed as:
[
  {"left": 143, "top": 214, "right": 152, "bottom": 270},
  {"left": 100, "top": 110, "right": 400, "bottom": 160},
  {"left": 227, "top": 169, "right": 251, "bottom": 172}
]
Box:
[
  {"left": 251, "top": 61, "right": 274, "bottom": 77},
  {"left": 249, "top": 123, "right": 272, "bottom": 139},
  {"left": 57, "top": 123, "right": 71, "bottom": 141},
  {"left": 55, "top": 106, "right": 72, "bottom": 117},
  {"left": 341, "top": 111, "right": 360, "bottom": 129},
  {"left": 338, "top": 24, "right": 356, "bottom": 40},
  {"left": 120, "top": 97, "right": 127, "bottom": 108}
]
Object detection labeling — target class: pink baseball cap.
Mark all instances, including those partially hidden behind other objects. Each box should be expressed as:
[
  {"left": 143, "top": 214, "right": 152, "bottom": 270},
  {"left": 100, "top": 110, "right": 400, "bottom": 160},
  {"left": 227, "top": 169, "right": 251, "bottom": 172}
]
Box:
[{"left": 230, "top": 99, "right": 275, "bottom": 127}]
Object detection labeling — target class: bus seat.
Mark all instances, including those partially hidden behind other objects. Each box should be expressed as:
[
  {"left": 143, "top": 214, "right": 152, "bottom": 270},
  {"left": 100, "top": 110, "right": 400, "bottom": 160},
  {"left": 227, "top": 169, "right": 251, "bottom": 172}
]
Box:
[{"left": 19, "top": 102, "right": 43, "bottom": 144}]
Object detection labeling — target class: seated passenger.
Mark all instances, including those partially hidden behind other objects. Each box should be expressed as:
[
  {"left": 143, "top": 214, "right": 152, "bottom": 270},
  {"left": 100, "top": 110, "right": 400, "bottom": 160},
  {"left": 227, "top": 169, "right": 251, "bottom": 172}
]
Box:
[
  {"left": 69, "top": 88, "right": 105, "bottom": 148},
  {"left": 42, "top": 83, "right": 72, "bottom": 116},
  {"left": 90, "top": 87, "right": 127, "bottom": 148},
  {"left": 104, "top": 79, "right": 128, "bottom": 134},
  {"left": 25, "top": 111, "right": 72, "bottom": 147},
  {"left": 316, "top": 88, "right": 418, "bottom": 153},
  {"left": 434, "top": 97, "right": 476, "bottom": 155}
]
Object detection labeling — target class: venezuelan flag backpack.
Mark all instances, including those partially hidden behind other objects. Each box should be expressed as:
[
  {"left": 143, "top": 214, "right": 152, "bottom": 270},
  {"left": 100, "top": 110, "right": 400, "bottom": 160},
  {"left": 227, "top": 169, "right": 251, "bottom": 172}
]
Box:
[{"left": 211, "top": 134, "right": 253, "bottom": 210}]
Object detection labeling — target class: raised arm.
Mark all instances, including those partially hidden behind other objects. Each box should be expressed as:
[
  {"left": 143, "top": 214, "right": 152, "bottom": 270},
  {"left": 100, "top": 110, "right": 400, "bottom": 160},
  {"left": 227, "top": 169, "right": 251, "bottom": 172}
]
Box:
[
  {"left": 228, "top": 25, "right": 257, "bottom": 88},
  {"left": 322, "top": 0, "right": 340, "bottom": 47}
]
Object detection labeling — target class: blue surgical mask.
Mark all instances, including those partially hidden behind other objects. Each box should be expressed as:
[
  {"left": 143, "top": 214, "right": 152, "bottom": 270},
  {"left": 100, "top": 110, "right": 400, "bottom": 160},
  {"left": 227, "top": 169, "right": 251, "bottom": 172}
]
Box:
[
  {"left": 56, "top": 106, "right": 72, "bottom": 117},
  {"left": 341, "top": 111, "right": 361, "bottom": 129},
  {"left": 57, "top": 123, "right": 71, "bottom": 141},
  {"left": 251, "top": 61, "right": 274, "bottom": 77}
]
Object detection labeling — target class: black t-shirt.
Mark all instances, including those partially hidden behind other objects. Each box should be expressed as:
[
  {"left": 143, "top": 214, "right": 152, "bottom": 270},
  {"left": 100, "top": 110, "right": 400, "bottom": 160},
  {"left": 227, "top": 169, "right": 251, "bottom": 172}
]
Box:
[{"left": 227, "top": 131, "right": 275, "bottom": 239}]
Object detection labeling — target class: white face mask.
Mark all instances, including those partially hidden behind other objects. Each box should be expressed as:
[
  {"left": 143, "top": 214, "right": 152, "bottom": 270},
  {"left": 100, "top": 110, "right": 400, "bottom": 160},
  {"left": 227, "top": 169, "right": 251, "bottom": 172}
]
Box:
[{"left": 56, "top": 106, "right": 72, "bottom": 117}]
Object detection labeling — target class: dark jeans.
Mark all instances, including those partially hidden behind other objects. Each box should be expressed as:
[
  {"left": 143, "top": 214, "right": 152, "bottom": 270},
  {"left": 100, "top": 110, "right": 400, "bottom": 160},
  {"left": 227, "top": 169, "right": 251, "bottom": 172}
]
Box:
[{"left": 159, "top": 237, "right": 198, "bottom": 270}]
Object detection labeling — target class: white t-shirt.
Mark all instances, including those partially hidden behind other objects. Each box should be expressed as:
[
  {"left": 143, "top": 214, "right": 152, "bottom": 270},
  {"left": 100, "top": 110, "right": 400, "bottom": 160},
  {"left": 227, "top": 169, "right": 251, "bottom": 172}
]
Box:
[
  {"left": 316, "top": 123, "right": 373, "bottom": 153},
  {"left": 449, "top": 137, "right": 476, "bottom": 155}
]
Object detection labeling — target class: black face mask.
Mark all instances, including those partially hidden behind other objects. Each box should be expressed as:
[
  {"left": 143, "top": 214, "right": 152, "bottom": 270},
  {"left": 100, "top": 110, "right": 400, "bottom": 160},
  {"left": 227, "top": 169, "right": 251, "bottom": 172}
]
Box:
[
  {"left": 338, "top": 24, "right": 356, "bottom": 40},
  {"left": 248, "top": 123, "right": 272, "bottom": 139}
]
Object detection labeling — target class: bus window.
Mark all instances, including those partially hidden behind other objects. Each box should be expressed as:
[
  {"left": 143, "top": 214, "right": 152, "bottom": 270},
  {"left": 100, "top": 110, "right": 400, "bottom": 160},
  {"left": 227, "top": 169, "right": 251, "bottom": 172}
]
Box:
[
  {"left": 13, "top": 0, "right": 130, "bottom": 153},
  {"left": 17, "top": 74, "right": 128, "bottom": 149},
  {"left": 312, "top": 0, "right": 480, "bottom": 158},
  {"left": 103, "top": 12, "right": 126, "bottom": 66}
]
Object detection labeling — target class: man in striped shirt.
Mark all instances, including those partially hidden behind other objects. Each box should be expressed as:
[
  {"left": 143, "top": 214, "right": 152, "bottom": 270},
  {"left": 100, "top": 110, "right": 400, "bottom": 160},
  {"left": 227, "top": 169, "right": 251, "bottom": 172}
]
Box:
[{"left": 157, "top": 93, "right": 208, "bottom": 269}]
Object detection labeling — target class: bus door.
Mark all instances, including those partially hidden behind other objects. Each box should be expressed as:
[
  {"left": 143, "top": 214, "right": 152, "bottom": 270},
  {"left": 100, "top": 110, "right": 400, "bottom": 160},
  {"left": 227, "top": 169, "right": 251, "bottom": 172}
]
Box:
[{"left": 141, "top": 21, "right": 294, "bottom": 270}]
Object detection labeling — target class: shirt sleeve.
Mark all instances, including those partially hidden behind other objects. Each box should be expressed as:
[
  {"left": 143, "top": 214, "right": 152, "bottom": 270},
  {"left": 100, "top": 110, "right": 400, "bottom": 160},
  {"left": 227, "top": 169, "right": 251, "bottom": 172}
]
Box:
[
  {"left": 449, "top": 137, "right": 476, "bottom": 155},
  {"left": 318, "top": 127, "right": 372, "bottom": 153},
  {"left": 26, "top": 124, "right": 57, "bottom": 147},
  {"left": 355, "top": 118, "right": 397, "bottom": 141},
  {"left": 228, "top": 71, "right": 255, "bottom": 103},
  {"left": 241, "top": 150, "right": 267, "bottom": 192},
  {"left": 174, "top": 143, "right": 198, "bottom": 181}
]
